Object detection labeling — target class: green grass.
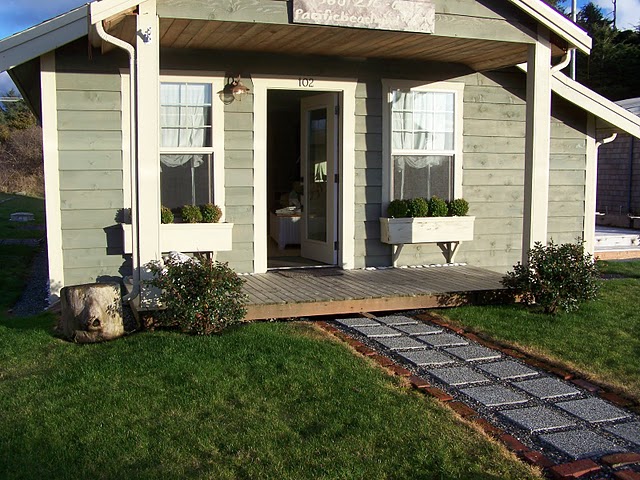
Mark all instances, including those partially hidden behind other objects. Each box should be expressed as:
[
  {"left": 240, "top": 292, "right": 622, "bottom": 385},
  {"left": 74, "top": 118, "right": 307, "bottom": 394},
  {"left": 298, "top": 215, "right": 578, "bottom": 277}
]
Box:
[
  {"left": 0, "top": 193, "right": 45, "bottom": 240},
  {"left": 0, "top": 319, "right": 540, "bottom": 480},
  {"left": 440, "top": 261, "right": 640, "bottom": 400}
]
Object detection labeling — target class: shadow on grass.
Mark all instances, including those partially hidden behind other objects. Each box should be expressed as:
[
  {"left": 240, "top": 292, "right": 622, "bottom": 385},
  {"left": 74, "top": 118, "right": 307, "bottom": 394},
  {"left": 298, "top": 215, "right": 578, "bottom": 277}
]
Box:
[{"left": 0, "top": 312, "right": 56, "bottom": 333}]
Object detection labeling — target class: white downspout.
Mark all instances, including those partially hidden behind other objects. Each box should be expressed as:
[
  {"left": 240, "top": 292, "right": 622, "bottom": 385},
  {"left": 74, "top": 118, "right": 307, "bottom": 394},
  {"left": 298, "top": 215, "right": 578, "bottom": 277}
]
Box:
[
  {"left": 596, "top": 132, "right": 617, "bottom": 149},
  {"left": 551, "top": 50, "right": 573, "bottom": 72},
  {"left": 94, "top": 20, "right": 140, "bottom": 301}
]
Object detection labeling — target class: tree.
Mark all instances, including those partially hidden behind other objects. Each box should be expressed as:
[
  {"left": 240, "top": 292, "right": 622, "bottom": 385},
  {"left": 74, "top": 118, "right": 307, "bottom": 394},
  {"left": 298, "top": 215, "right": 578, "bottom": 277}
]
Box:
[
  {"left": 0, "top": 89, "right": 36, "bottom": 131},
  {"left": 575, "top": 2, "right": 640, "bottom": 101}
]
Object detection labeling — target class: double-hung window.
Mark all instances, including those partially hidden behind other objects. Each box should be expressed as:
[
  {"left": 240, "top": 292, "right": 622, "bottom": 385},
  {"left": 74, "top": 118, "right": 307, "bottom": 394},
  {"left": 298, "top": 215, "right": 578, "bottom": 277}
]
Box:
[
  {"left": 384, "top": 81, "right": 463, "bottom": 202},
  {"left": 159, "top": 77, "right": 223, "bottom": 212}
]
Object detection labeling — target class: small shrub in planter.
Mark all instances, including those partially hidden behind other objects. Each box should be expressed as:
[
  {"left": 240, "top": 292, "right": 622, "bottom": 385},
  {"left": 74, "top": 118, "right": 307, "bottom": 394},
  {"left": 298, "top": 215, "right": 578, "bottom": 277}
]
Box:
[
  {"left": 387, "top": 199, "right": 410, "bottom": 218},
  {"left": 502, "top": 240, "right": 599, "bottom": 314},
  {"left": 448, "top": 198, "right": 469, "bottom": 217},
  {"left": 161, "top": 206, "right": 174, "bottom": 224},
  {"left": 148, "top": 254, "right": 247, "bottom": 335},
  {"left": 408, "top": 197, "right": 429, "bottom": 217},
  {"left": 201, "top": 203, "right": 222, "bottom": 223},
  {"left": 428, "top": 196, "right": 448, "bottom": 217},
  {"left": 181, "top": 204, "right": 203, "bottom": 223}
]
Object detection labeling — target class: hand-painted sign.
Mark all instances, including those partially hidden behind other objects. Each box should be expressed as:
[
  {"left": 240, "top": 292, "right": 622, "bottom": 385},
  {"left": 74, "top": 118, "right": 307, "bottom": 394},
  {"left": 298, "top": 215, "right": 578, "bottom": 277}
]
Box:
[{"left": 292, "top": 0, "right": 435, "bottom": 34}]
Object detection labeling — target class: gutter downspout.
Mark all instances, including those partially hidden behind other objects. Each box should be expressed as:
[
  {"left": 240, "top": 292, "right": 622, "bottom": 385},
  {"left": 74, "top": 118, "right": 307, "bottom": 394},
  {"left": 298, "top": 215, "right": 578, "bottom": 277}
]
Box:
[
  {"left": 94, "top": 20, "right": 140, "bottom": 302},
  {"left": 628, "top": 136, "right": 635, "bottom": 216},
  {"left": 551, "top": 51, "right": 572, "bottom": 72}
]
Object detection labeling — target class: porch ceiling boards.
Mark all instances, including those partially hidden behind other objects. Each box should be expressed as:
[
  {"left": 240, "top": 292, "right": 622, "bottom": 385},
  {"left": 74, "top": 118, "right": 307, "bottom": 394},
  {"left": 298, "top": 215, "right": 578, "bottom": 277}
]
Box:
[
  {"left": 242, "top": 265, "right": 507, "bottom": 320},
  {"left": 102, "top": 15, "right": 545, "bottom": 71}
]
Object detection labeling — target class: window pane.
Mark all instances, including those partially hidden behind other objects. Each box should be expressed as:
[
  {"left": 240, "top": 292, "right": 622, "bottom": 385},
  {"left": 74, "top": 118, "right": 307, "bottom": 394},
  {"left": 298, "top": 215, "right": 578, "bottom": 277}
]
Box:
[
  {"left": 391, "top": 89, "right": 455, "bottom": 154},
  {"left": 160, "top": 154, "right": 212, "bottom": 210},
  {"left": 160, "top": 82, "right": 212, "bottom": 147},
  {"left": 393, "top": 155, "right": 453, "bottom": 201}
]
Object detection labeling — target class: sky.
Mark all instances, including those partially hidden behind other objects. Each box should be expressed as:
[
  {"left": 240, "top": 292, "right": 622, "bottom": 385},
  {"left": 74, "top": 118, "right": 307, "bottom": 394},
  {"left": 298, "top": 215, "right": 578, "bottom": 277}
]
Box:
[{"left": 0, "top": 0, "right": 639, "bottom": 93}]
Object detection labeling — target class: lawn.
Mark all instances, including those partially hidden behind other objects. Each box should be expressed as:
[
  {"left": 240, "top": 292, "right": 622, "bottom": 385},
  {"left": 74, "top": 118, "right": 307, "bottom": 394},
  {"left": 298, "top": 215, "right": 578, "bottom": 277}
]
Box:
[
  {"left": 0, "top": 193, "right": 45, "bottom": 240},
  {"left": 440, "top": 260, "right": 640, "bottom": 401},
  {"left": 0, "top": 318, "right": 540, "bottom": 480}
]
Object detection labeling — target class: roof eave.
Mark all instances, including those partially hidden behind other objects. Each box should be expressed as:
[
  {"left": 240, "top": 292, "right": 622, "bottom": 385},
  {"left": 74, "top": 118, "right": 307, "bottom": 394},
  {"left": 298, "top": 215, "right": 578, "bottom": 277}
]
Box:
[
  {"left": 507, "top": 0, "right": 592, "bottom": 54},
  {"left": 0, "top": 5, "right": 89, "bottom": 73}
]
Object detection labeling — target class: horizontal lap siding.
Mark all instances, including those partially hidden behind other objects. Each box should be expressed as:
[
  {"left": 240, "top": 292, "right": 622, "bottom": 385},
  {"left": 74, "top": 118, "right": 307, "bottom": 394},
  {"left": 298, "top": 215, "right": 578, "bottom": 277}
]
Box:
[
  {"left": 56, "top": 59, "right": 128, "bottom": 285},
  {"left": 216, "top": 82, "right": 254, "bottom": 273},
  {"left": 354, "top": 81, "right": 390, "bottom": 268},
  {"left": 548, "top": 100, "right": 587, "bottom": 244}
]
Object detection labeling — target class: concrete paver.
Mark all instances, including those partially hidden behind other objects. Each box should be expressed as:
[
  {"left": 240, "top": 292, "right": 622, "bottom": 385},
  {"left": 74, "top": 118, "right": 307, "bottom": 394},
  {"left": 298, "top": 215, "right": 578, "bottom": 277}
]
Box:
[
  {"left": 478, "top": 360, "right": 538, "bottom": 380},
  {"left": 427, "top": 366, "right": 490, "bottom": 386},
  {"left": 557, "top": 398, "right": 632, "bottom": 423},
  {"left": 513, "top": 377, "right": 581, "bottom": 400},
  {"left": 500, "top": 406, "right": 577, "bottom": 433},
  {"left": 539, "top": 429, "right": 625, "bottom": 459}
]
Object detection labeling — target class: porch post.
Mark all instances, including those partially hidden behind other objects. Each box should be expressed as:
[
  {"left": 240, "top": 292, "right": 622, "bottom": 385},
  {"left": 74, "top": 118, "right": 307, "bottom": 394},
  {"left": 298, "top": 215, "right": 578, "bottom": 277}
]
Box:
[
  {"left": 584, "top": 114, "right": 597, "bottom": 255},
  {"left": 136, "top": 0, "right": 161, "bottom": 305},
  {"left": 522, "top": 26, "right": 552, "bottom": 263}
]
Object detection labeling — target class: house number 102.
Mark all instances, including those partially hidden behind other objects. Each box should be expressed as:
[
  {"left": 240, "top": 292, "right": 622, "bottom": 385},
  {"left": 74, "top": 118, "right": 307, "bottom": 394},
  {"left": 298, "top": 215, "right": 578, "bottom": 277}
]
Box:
[{"left": 298, "top": 77, "right": 314, "bottom": 87}]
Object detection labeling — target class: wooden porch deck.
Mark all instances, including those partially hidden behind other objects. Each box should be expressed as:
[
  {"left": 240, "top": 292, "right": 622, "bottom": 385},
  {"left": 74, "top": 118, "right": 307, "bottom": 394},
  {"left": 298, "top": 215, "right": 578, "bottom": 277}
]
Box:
[{"left": 243, "top": 265, "right": 507, "bottom": 320}]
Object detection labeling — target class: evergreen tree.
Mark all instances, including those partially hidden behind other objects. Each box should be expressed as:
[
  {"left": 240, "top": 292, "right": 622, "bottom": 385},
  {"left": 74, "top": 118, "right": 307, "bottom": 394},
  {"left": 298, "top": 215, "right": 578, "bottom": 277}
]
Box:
[{"left": 0, "top": 89, "right": 36, "bottom": 131}]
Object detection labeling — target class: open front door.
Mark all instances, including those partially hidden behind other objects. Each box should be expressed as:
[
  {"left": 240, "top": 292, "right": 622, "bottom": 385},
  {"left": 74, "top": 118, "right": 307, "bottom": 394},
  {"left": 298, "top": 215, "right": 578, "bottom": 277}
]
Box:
[{"left": 300, "top": 93, "right": 339, "bottom": 265}]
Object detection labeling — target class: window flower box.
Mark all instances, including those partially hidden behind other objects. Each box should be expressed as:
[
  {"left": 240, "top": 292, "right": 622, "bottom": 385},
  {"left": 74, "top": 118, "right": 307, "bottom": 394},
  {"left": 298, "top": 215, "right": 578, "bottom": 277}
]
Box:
[
  {"left": 122, "top": 223, "right": 234, "bottom": 254},
  {"left": 380, "top": 216, "right": 475, "bottom": 244}
]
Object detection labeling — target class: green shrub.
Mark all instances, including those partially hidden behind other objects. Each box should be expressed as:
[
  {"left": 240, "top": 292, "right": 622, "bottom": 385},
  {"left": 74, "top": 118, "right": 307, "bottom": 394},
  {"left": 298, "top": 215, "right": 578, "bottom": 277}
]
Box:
[
  {"left": 502, "top": 240, "right": 599, "bottom": 314},
  {"left": 148, "top": 254, "right": 247, "bottom": 335},
  {"left": 387, "top": 199, "right": 410, "bottom": 218},
  {"left": 160, "top": 206, "right": 174, "bottom": 224},
  {"left": 201, "top": 203, "right": 222, "bottom": 223},
  {"left": 408, "top": 197, "right": 429, "bottom": 217},
  {"left": 428, "top": 196, "right": 448, "bottom": 217},
  {"left": 181, "top": 204, "right": 203, "bottom": 223},
  {"left": 448, "top": 198, "right": 469, "bottom": 217}
]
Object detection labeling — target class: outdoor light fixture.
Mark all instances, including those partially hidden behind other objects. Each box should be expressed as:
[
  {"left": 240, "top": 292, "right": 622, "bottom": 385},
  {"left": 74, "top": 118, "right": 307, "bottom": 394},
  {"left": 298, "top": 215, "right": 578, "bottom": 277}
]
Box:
[{"left": 217, "top": 75, "right": 250, "bottom": 104}]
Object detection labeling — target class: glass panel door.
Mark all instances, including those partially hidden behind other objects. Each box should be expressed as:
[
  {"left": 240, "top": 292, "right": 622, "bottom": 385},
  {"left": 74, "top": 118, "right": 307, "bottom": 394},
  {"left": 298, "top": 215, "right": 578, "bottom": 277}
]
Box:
[{"left": 300, "top": 93, "right": 338, "bottom": 265}]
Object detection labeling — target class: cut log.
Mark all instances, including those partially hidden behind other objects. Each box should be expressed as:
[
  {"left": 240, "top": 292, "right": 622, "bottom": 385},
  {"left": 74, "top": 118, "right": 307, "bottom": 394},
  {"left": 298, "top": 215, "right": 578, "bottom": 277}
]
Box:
[{"left": 59, "top": 283, "right": 124, "bottom": 343}]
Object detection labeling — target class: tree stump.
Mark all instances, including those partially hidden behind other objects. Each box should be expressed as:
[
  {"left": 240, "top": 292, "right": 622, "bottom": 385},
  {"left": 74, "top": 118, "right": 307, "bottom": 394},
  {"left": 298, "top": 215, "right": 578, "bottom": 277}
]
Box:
[{"left": 59, "top": 283, "right": 125, "bottom": 343}]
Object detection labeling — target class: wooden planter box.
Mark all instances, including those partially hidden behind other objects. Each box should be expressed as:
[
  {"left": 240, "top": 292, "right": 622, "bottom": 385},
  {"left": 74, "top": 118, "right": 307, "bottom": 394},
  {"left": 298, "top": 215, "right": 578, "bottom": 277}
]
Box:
[
  {"left": 380, "top": 216, "right": 475, "bottom": 244},
  {"left": 122, "top": 223, "right": 234, "bottom": 254}
]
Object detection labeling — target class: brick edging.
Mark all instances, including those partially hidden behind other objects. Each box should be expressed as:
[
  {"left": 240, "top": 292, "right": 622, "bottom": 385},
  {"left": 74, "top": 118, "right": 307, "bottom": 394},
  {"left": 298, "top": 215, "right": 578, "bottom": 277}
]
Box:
[{"left": 314, "top": 320, "right": 640, "bottom": 479}]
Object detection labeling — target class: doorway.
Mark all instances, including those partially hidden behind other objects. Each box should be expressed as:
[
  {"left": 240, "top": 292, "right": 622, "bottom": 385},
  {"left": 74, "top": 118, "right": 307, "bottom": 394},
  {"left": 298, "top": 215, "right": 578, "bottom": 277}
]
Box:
[{"left": 266, "top": 90, "right": 340, "bottom": 269}]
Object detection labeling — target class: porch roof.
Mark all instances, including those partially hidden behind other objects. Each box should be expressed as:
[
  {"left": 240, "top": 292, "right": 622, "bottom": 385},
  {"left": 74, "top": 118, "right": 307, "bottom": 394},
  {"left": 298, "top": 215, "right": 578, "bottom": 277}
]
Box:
[{"left": 0, "top": 0, "right": 587, "bottom": 74}]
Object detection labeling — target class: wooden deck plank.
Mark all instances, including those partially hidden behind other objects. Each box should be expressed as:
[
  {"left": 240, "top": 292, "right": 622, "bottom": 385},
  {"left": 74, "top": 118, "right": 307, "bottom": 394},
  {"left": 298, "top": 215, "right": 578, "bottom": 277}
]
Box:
[{"left": 242, "top": 266, "right": 506, "bottom": 320}]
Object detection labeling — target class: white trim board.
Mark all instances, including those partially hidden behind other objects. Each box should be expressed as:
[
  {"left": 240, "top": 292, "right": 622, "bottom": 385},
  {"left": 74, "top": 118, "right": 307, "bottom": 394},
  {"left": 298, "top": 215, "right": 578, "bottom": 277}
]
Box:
[
  {"left": 517, "top": 64, "right": 640, "bottom": 139},
  {"left": 252, "top": 75, "right": 357, "bottom": 273},
  {"left": 0, "top": 6, "right": 89, "bottom": 72},
  {"left": 40, "top": 52, "right": 64, "bottom": 303},
  {"left": 506, "top": 0, "right": 591, "bottom": 54}
]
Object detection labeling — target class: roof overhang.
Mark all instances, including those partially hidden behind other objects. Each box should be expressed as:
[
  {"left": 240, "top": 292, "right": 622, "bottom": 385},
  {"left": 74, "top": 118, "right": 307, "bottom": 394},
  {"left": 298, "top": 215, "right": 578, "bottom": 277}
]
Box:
[
  {"left": 518, "top": 64, "right": 640, "bottom": 138},
  {"left": 0, "top": 5, "right": 89, "bottom": 72},
  {"left": 506, "top": 0, "right": 591, "bottom": 53}
]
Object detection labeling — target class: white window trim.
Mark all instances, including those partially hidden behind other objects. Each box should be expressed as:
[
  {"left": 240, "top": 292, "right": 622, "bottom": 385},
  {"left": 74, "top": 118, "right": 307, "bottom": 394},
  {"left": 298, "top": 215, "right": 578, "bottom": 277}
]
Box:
[
  {"left": 381, "top": 79, "right": 464, "bottom": 211},
  {"left": 159, "top": 72, "right": 226, "bottom": 220}
]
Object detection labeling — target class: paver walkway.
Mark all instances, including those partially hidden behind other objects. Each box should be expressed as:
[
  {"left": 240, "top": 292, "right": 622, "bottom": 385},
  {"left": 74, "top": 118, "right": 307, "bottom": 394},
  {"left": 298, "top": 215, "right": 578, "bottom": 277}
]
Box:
[{"left": 332, "top": 314, "right": 640, "bottom": 471}]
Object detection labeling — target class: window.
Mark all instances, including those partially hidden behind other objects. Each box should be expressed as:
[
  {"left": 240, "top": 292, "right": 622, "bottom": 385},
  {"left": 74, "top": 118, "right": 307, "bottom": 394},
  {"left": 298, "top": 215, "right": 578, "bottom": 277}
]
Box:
[
  {"left": 384, "top": 81, "right": 463, "bottom": 202},
  {"left": 160, "top": 81, "right": 215, "bottom": 210}
]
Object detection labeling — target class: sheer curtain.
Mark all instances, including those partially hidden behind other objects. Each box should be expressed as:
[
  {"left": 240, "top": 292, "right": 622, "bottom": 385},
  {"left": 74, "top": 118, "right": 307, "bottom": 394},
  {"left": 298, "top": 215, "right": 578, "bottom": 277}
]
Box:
[
  {"left": 391, "top": 90, "right": 454, "bottom": 199},
  {"left": 160, "top": 82, "right": 211, "bottom": 167}
]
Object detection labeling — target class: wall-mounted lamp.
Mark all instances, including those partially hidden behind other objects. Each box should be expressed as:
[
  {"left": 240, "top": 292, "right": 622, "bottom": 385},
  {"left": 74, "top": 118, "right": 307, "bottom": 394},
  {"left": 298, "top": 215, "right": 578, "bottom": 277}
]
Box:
[{"left": 217, "top": 75, "right": 250, "bottom": 105}]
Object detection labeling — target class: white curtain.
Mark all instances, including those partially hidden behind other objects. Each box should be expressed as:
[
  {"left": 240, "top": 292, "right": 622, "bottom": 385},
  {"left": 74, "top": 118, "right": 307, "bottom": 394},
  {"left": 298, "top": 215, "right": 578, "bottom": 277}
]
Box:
[
  {"left": 160, "top": 82, "right": 211, "bottom": 168},
  {"left": 392, "top": 90, "right": 454, "bottom": 198}
]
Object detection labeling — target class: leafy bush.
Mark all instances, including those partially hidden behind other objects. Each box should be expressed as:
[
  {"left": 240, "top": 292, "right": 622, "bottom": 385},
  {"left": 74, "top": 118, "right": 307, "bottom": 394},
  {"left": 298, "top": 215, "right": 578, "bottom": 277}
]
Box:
[
  {"left": 201, "top": 203, "right": 222, "bottom": 223},
  {"left": 448, "top": 198, "right": 469, "bottom": 217},
  {"left": 428, "top": 196, "right": 448, "bottom": 217},
  {"left": 408, "top": 197, "right": 429, "bottom": 217},
  {"left": 161, "top": 206, "right": 174, "bottom": 224},
  {"left": 387, "top": 199, "right": 410, "bottom": 218},
  {"left": 148, "top": 254, "right": 247, "bottom": 335},
  {"left": 502, "top": 240, "right": 599, "bottom": 314},
  {"left": 181, "top": 205, "right": 203, "bottom": 223}
]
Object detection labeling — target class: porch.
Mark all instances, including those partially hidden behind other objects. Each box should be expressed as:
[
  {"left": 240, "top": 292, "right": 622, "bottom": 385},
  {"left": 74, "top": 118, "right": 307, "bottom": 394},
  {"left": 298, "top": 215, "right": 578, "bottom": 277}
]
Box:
[{"left": 243, "top": 265, "right": 507, "bottom": 320}]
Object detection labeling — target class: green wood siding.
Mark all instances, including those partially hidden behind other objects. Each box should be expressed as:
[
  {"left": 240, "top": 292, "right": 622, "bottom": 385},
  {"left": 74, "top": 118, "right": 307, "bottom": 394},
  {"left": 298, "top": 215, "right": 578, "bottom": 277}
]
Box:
[
  {"left": 56, "top": 45, "right": 127, "bottom": 285},
  {"left": 216, "top": 80, "right": 255, "bottom": 272}
]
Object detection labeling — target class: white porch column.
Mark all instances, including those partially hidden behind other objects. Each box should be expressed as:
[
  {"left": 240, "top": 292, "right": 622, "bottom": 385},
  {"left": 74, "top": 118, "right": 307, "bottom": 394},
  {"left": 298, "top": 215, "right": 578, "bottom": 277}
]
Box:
[
  {"left": 136, "top": 0, "right": 161, "bottom": 304},
  {"left": 522, "top": 27, "right": 552, "bottom": 263},
  {"left": 584, "top": 114, "right": 598, "bottom": 255}
]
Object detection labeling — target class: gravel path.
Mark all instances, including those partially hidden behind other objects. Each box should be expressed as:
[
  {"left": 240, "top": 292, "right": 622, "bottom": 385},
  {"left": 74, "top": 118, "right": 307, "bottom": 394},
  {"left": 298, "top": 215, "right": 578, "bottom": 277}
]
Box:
[{"left": 11, "top": 243, "right": 50, "bottom": 316}]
